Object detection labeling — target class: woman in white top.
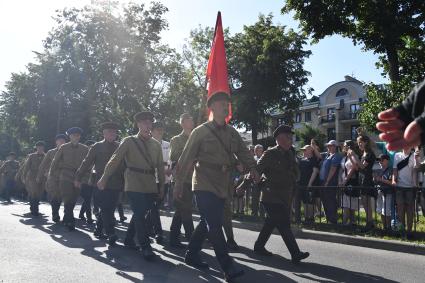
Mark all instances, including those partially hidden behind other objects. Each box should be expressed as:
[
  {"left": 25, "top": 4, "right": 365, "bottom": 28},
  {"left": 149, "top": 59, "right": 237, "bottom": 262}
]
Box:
[{"left": 339, "top": 140, "right": 361, "bottom": 225}]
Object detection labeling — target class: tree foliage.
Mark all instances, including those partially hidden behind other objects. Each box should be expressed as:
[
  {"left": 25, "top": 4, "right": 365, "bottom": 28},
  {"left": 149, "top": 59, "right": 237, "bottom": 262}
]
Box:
[
  {"left": 282, "top": 0, "right": 425, "bottom": 82},
  {"left": 295, "top": 123, "right": 326, "bottom": 151},
  {"left": 228, "top": 14, "right": 311, "bottom": 144},
  {"left": 0, "top": 1, "right": 201, "bottom": 150}
]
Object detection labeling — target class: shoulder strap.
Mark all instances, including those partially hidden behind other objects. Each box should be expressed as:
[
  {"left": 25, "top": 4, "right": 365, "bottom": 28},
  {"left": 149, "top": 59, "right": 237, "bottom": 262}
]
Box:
[
  {"left": 396, "top": 151, "right": 413, "bottom": 171},
  {"left": 204, "top": 124, "right": 237, "bottom": 164},
  {"left": 131, "top": 137, "right": 155, "bottom": 170}
]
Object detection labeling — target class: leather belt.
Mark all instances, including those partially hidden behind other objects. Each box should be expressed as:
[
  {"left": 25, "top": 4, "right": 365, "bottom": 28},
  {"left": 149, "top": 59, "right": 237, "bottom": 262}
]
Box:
[
  {"left": 197, "top": 161, "right": 232, "bottom": 173},
  {"left": 127, "top": 167, "right": 155, "bottom": 175}
]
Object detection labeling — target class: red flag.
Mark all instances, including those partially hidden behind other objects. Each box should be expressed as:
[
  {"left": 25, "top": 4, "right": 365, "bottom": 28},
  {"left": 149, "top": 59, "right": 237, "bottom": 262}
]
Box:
[{"left": 206, "top": 11, "right": 232, "bottom": 123}]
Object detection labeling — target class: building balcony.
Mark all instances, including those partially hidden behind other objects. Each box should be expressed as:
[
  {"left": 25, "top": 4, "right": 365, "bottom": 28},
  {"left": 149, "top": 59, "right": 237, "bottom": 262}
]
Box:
[
  {"left": 320, "top": 114, "right": 335, "bottom": 125},
  {"left": 340, "top": 112, "right": 358, "bottom": 122}
]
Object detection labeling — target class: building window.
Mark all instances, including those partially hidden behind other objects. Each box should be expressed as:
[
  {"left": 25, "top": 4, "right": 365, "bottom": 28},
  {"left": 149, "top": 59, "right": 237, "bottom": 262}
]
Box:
[
  {"left": 295, "top": 113, "right": 302, "bottom": 123},
  {"left": 327, "top": 108, "right": 335, "bottom": 121},
  {"left": 327, "top": 128, "right": 336, "bottom": 141},
  {"left": 336, "top": 88, "right": 349, "bottom": 97},
  {"left": 350, "top": 104, "right": 360, "bottom": 119},
  {"left": 351, "top": 126, "right": 359, "bottom": 140},
  {"left": 305, "top": 111, "right": 311, "bottom": 122}
]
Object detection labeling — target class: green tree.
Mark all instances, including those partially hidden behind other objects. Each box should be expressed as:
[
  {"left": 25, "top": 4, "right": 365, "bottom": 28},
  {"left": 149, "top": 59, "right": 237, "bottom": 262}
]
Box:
[
  {"left": 282, "top": 1, "right": 425, "bottom": 82},
  {"left": 0, "top": 1, "right": 201, "bottom": 149},
  {"left": 228, "top": 14, "right": 311, "bottom": 144},
  {"left": 295, "top": 123, "right": 326, "bottom": 150}
]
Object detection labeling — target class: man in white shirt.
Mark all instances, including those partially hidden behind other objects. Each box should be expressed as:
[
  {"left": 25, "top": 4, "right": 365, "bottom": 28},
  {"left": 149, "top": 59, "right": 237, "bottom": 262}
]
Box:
[
  {"left": 392, "top": 148, "right": 418, "bottom": 233},
  {"left": 147, "top": 121, "right": 172, "bottom": 244}
]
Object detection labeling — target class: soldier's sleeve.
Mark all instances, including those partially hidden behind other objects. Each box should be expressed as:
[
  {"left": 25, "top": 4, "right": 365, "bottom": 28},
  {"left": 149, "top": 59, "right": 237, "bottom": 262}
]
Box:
[
  {"left": 156, "top": 143, "right": 165, "bottom": 189},
  {"left": 175, "top": 129, "right": 202, "bottom": 183},
  {"left": 169, "top": 136, "right": 179, "bottom": 164},
  {"left": 36, "top": 153, "right": 50, "bottom": 180},
  {"left": 49, "top": 146, "right": 63, "bottom": 177},
  {"left": 233, "top": 130, "right": 256, "bottom": 170},
  {"left": 102, "top": 138, "right": 129, "bottom": 182},
  {"left": 0, "top": 162, "right": 6, "bottom": 174},
  {"left": 22, "top": 155, "right": 31, "bottom": 178},
  {"left": 256, "top": 149, "right": 272, "bottom": 175},
  {"left": 75, "top": 145, "right": 96, "bottom": 182}
]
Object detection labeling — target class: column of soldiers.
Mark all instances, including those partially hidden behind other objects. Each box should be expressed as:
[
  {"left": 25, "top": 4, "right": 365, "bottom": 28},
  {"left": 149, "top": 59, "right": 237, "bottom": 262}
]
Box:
[{"left": 0, "top": 91, "right": 310, "bottom": 282}]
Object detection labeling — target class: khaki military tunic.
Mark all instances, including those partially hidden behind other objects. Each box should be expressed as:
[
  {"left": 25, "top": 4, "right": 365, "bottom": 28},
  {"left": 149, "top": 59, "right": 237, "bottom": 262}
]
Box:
[
  {"left": 22, "top": 153, "right": 45, "bottom": 199},
  {"left": 175, "top": 121, "right": 256, "bottom": 199},
  {"left": 75, "top": 140, "right": 124, "bottom": 191},
  {"left": 256, "top": 145, "right": 300, "bottom": 206},
  {"left": 49, "top": 142, "right": 89, "bottom": 203},
  {"left": 102, "top": 134, "right": 164, "bottom": 194},
  {"left": 37, "top": 148, "right": 61, "bottom": 201},
  {"left": 170, "top": 132, "right": 192, "bottom": 184},
  {"left": 0, "top": 160, "right": 20, "bottom": 182}
]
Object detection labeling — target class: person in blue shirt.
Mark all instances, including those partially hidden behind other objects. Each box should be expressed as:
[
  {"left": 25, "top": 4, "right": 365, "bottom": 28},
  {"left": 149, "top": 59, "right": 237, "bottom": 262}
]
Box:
[{"left": 319, "top": 140, "right": 342, "bottom": 224}]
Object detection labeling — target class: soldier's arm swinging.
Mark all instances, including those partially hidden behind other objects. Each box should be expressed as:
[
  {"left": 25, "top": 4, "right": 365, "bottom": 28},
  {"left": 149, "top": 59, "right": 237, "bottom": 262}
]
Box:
[
  {"left": 75, "top": 144, "right": 96, "bottom": 188},
  {"left": 98, "top": 139, "right": 128, "bottom": 190}
]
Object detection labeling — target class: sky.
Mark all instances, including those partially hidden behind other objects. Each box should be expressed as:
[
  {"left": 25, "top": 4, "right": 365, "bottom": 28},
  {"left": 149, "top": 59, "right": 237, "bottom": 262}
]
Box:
[{"left": 0, "top": 0, "right": 389, "bottom": 97}]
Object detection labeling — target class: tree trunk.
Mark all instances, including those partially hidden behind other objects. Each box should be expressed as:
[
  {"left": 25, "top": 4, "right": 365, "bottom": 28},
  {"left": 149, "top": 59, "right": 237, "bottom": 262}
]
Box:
[
  {"left": 251, "top": 125, "right": 258, "bottom": 145},
  {"left": 386, "top": 46, "right": 400, "bottom": 82}
]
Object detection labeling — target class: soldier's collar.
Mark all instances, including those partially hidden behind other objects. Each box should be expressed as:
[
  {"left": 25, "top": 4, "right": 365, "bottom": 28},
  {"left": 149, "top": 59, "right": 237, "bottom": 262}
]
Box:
[{"left": 211, "top": 120, "right": 227, "bottom": 131}]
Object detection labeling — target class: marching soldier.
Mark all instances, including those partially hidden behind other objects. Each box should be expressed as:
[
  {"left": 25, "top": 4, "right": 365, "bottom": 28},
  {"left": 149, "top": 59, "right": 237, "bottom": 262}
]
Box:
[
  {"left": 78, "top": 139, "right": 96, "bottom": 224},
  {"left": 0, "top": 152, "right": 20, "bottom": 203},
  {"left": 22, "top": 141, "right": 46, "bottom": 215},
  {"left": 250, "top": 124, "right": 309, "bottom": 263},
  {"left": 49, "top": 127, "right": 88, "bottom": 231},
  {"left": 15, "top": 157, "right": 28, "bottom": 200},
  {"left": 75, "top": 122, "right": 125, "bottom": 246},
  {"left": 169, "top": 113, "right": 195, "bottom": 248},
  {"left": 98, "top": 112, "right": 165, "bottom": 260},
  {"left": 174, "top": 92, "right": 259, "bottom": 281},
  {"left": 37, "top": 134, "right": 67, "bottom": 222},
  {"left": 146, "top": 121, "right": 171, "bottom": 244}
]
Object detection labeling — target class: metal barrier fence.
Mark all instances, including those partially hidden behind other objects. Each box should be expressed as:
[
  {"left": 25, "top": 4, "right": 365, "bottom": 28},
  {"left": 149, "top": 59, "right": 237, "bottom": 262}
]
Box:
[{"left": 294, "top": 185, "right": 424, "bottom": 235}]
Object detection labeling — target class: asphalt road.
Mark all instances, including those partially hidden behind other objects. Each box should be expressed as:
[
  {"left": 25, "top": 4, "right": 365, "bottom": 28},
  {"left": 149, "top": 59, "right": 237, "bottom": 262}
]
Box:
[{"left": 1, "top": 199, "right": 424, "bottom": 283}]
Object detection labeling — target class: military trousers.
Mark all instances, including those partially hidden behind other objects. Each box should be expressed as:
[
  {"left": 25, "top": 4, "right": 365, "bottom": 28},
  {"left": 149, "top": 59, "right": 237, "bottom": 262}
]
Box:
[
  {"left": 223, "top": 197, "right": 234, "bottom": 241},
  {"left": 187, "top": 191, "right": 232, "bottom": 272},
  {"left": 3, "top": 179, "right": 15, "bottom": 202},
  {"left": 125, "top": 192, "right": 157, "bottom": 249},
  {"left": 255, "top": 202, "right": 301, "bottom": 257},
  {"left": 320, "top": 182, "right": 338, "bottom": 224},
  {"left": 60, "top": 180, "right": 80, "bottom": 225},
  {"left": 79, "top": 183, "right": 94, "bottom": 219},
  {"left": 170, "top": 182, "right": 194, "bottom": 241},
  {"left": 146, "top": 184, "right": 163, "bottom": 237},
  {"left": 96, "top": 189, "right": 120, "bottom": 236}
]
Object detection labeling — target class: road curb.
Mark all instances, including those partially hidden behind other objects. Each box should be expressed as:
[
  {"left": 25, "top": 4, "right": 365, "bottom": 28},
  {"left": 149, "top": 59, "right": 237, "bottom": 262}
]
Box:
[{"left": 296, "top": 228, "right": 425, "bottom": 255}]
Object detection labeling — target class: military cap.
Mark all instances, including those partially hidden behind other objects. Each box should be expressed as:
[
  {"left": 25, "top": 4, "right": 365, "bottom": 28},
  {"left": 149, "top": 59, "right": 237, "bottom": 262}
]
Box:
[
  {"left": 273, "top": 124, "right": 294, "bottom": 138},
  {"left": 85, "top": 140, "right": 96, "bottom": 146},
  {"left": 55, "top": 134, "right": 67, "bottom": 141},
  {"left": 207, "top": 92, "right": 230, "bottom": 107},
  {"left": 134, "top": 111, "right": 154, "bottom": 122},
  {"left": 35, "top": 141, "right": 46, "bottom": 147},
  {"left": 179, "top": 113, "right": 192, "bottom": 123},
  {"left": 7, "top": 152, "right": 16, "bottom": 157},
  {"left": 378, "top": 154, "right": 390, "bottom": 160},
  {"left": 66, "top": 127, "right": 83, "bottom": 135},
  {"left": 101, "top": 122, "right": 119, "bottom": 131},
  {"left": 152, "top": 121, "right": 164, "bottom": 129}
]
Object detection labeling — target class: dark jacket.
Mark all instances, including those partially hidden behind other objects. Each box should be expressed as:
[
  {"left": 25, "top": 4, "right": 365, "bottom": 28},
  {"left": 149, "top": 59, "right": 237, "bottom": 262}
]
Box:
[
  {"left": 75, "top": 140, "right": 124, "bottom": 191},
  {"left": 394, "top": 79, "right": 425, "bottom": 142},
  {"left": 256, "top": 145, "right": 300, "bottom": 205}
]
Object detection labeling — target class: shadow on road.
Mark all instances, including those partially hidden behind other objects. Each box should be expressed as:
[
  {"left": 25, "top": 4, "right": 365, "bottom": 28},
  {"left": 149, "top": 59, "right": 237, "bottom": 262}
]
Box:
[{"left": 233, "top": 246, "right": 398, "bottom": 283}]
